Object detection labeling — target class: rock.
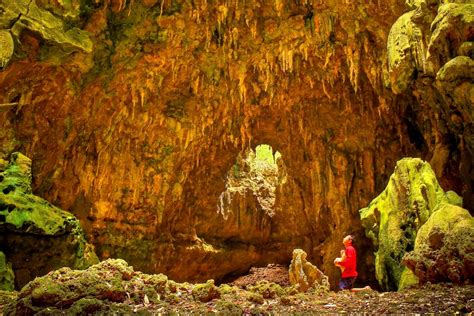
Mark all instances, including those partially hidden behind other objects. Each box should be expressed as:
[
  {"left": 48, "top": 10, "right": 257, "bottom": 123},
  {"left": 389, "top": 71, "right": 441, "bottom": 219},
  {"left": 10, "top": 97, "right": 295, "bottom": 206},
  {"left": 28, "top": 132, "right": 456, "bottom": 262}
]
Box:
[
  {"left": 0, "top": 251, "right": 14, "bottom": 291},
  {"left": 0, "top": 0, "right": 92, "bottom": 62},
  {"left": 359, "top": 158, "right": 456, "bottom": 291},
  {"left": 427, "top": 3, "right": 474, "bottom": 75},
  {"left": 192, "top": 279, "right": 220, "bottom": 302},
  {"left": 0, "top": 0, "right": 472, "bottom": 289},
  {"left": 403, "top": 204, "right": 474, "bottom": 284},
  {"left": 0, "top": 152, "right": 99, "bottom": 289},
  {"left": 288, "top": 249, "right": 329, "bottom": 292},
  {"left": 435, "top": 56, "right": 474, "bottom": 122},
  {"left": 3, "top": 259, "right": 180, "bottom": 314},
  {"left": 387, "top": 11, "right": 419, "bottom": 94},
  {"left": 0, "top": 30, "right": 14, "bottom": 70}
]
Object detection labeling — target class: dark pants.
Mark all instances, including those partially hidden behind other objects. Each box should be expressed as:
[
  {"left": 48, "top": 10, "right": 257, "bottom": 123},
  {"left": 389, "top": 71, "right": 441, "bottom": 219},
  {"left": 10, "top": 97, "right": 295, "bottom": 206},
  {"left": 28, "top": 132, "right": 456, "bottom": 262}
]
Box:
[{"left": 339, "top": 277, "right": 356, "bottom": 290}]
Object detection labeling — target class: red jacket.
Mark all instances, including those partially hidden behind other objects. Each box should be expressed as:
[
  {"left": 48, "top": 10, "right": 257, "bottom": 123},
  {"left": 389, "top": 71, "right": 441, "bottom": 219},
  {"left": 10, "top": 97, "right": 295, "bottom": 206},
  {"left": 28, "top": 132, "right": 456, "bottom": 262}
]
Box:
[{"left": 341, "top": 245, "right": 358, "bottom": 278}]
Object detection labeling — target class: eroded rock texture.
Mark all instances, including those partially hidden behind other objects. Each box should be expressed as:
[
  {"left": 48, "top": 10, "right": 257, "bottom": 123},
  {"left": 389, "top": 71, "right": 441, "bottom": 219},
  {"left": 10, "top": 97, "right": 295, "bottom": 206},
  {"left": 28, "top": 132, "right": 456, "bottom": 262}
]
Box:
[
  {"left": 403, "top": 204, "right": 474, "bottom": 286},
  {"left": 0, "top": 0, "right": 471, "bottom": 288},
  {"left": 359, "top": 158, "right": 471, "bottom": 291},
  {"left": 0, "top": 152, "right": 99, "bottom": 289},
  {"left": 288, "top": 249, "right": 329, "bottom": 292}
]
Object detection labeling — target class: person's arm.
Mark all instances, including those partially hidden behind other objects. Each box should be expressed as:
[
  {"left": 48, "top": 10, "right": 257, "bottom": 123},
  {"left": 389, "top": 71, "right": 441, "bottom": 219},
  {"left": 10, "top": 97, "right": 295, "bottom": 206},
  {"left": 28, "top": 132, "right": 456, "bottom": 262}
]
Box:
[{"left": 340, "top": 248, "right": 355, "bottom": 267}]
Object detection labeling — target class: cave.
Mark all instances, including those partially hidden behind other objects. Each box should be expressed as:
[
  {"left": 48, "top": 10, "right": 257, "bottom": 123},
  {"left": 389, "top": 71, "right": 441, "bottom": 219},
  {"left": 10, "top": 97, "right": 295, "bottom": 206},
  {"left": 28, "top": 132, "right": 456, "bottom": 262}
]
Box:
[{"left": 0, "top": 0, "right": 473, "bottom": 313}]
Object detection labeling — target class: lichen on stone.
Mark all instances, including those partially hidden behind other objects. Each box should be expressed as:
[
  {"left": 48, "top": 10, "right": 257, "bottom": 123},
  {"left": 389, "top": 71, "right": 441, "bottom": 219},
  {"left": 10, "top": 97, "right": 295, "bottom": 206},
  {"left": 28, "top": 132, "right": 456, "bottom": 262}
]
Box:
[
  {"left": 0, "top": 152, "right": 98, "bottom": 289},
  {"left": 0, "top": 30, "right": 14, "bottom": 69},
  {"left": 192, "top": 279, "right": 220, "bottom": 302},
  {"left": 0, "top": 0, "right": 92, "bottom": 69},
  {"left": 359, "top": 158, "right": 457, "bottom": 291},
  {"left": 403, "top": 203, "right": 474, "bottom": 285},
  {"left": 0, "top": 251, "right": 15, "bottom": 291}
]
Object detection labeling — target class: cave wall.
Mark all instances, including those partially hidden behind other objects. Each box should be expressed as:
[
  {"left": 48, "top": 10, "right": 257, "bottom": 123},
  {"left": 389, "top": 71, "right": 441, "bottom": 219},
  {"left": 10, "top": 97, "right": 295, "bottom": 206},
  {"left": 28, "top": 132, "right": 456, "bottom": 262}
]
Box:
[{"left": 0, "top": 0, "right": 470, "bottom": 287}]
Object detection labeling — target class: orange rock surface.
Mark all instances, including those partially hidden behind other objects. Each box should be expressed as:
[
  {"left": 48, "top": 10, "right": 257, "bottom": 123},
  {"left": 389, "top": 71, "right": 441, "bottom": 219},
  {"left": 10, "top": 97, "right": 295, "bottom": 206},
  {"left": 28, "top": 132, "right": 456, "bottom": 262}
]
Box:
[{"left": 0, "top": 0, "right": 471, "bottom": 287}]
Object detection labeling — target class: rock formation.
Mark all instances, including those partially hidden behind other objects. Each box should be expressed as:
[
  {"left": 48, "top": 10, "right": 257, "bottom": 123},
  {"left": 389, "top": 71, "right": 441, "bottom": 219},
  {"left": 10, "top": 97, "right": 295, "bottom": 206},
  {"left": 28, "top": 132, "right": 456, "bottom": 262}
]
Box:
[
  {"left": 0, "top": 251, "right": 14, "bottom": 291},
  {"left": 359, "top": 157, "right": 471, "bottom": 291},
  {"left": 288, "top": 249, "right": 329, "bottom": 292},
  {"left": 403, "top": 204, "right": 474, "bottom": 286},
  {"left": 0, "top": 0, "right": 471, "bottom": 287},
  {"left": 0, "top": 152, "right": 99, "bottom": 289}
]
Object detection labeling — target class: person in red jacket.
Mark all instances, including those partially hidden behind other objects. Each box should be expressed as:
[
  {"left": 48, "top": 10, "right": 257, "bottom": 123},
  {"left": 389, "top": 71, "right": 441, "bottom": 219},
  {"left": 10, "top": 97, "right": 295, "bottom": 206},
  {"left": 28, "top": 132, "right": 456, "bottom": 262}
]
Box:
[{"left": 334, "top": 235, "right": 358, "bottom": 290}]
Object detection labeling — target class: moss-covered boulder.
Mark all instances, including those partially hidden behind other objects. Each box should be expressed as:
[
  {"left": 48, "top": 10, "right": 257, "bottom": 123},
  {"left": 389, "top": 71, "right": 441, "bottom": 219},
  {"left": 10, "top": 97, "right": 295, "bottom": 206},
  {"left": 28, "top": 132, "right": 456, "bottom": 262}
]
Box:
[
  {"left": 359, "top": 158, "right": 457, "bottom": 291},
  {"left": 0, "top": 251, "right": 14, "bottom": 291},
  {"left": 0, "top": 152, "right": 98, "bottom": 289},
  {"left": 4, "top": 259, "right": 184, "bottom": 314},
  {"left": 403, "top": 204, "right": 474, "bottom": 285}
]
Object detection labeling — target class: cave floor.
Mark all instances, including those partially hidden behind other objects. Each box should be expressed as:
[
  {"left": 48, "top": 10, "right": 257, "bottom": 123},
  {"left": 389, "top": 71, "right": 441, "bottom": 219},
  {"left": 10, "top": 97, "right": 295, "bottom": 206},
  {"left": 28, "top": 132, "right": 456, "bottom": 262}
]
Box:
[
  {"left": 1, "top": 275, "right": 473, "bottom": 314},
  {"left": 1, "top": 283, "right": 472, "bottom": 314}
]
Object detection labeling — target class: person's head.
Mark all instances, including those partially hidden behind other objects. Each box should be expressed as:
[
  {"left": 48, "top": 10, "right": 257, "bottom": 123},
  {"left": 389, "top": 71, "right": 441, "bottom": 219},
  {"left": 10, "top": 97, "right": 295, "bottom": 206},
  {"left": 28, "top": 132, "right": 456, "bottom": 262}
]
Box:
[{"left": 343, "top": 235, "right": 354, "bottom": 246}]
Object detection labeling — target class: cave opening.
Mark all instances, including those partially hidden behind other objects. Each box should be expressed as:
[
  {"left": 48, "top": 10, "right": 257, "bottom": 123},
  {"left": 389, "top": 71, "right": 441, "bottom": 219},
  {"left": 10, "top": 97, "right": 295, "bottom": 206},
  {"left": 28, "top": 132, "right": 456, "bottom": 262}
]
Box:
[{"left": 217, "top": 144, "right": 287, "bottom": 220}]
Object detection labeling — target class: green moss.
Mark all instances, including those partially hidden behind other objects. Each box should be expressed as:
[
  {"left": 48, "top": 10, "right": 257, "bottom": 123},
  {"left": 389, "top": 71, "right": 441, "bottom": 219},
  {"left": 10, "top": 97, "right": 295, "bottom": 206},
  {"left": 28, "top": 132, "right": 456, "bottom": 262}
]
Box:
[
  {"left": 247, "top": 280, "right": 285, "bottom": 299},
  {"left": 0, "top": 252, "right": 15, "bottom": 291},
  {"left": 387, "top": 11, "right": 417, "bottom": 94},
  {"left": 359, "top": 158, "right": 454, "bottom": 291},
  {"left": 403, "top": 204, "right": 474, "bottom": 284},
  {"left": 0, "top": 290, "right": 18, "bottom": 306},
  {"left": 192, "top": 279, "right": 220, "bottom": 302},
  {"left": 445, "top": 190, "right": 463, "bottom": 207},
  {"left": 68, "top": 297, "right": 106, "bottom": 315},
  {"left": 246, "top": 292, "right": 264, "bottom": 304},
  {"left": 218, "top": 284, "right": 238, "bottom": 296},
  {"left": 0, "top": 30, "right": 14, "bottom": 69},
  {"left": 215, "top": 299, "right": 244, "bottom": 314},
  {"left": 0, "top": 153, "right": 98, "bottom": 288},
  {"left": 398, "top": 268, "right": 419, "bottom": 290},
  {"left": 2, "top": 0, "right": 92, "bottom": 54}
]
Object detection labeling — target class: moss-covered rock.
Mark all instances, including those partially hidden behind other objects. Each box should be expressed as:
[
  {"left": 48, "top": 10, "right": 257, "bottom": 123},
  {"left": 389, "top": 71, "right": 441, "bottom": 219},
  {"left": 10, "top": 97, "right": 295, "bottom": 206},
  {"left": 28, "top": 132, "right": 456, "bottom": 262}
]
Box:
[
  {"left": 192, "top": 279, "right": 220, "bottom": 302},
  {"left": 247, "top": 280, "right": 286, "bottom": 299},
  {"left": 3, "top": 259, "right": 183, "bottom": 314},
  {"left": 359, "top": 158, "right": 456, "bottom": 291},
  {"left": 246, "top": 291, "right": 264, "bottom": 304},
  {"left": 0, "top": 30, "right": 14, "bottom": 69},
  {"left": 387, "top": 11, "right": 419, "bottom": 94},
  {"left": 215, "top": 299, "right": 244, "bottom": 314},
  {"left": 0, "top": 152, "right": 98, "bottom": 289},
  {"left": 0, "top": 251, "right": 14, "bottom": 291},
  {"left": 0, "top": 0, "right": 92, "bottom": 69},
  {"left": 428, "top": 3, "right": 474, "bottom": 74},
  {"left": 403, "top": 204, "right": 474, "bottom": 285}
]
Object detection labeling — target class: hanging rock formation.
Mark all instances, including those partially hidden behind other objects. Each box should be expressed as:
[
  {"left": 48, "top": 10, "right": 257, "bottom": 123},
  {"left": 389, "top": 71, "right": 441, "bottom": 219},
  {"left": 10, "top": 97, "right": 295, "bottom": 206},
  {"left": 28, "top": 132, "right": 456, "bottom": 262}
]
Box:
[
  {"left": 387, "top": 1, "right": 474, "bottom": 208},
  {"left": 0, "top": 0, "right": 472, "bottom": 287},
  {"left": 359, "top": 157, "right": 470, "bottom": 291},
  {"left": 0, "top": 152, "right": 99, "bottom": 289}
]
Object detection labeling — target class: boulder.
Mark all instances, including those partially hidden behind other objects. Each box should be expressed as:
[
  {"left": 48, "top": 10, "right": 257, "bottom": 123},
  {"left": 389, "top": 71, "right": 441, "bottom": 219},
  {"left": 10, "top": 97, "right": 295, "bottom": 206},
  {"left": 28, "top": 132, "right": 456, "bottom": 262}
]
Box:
[
  {"left": 403, "top": 204, "right": 474, "bottom": 285},
  {"left": 359, "top": 158, "right": 456, "bottom": 290},
  {"left": 288, "top": 249, "right": 329, "bottom": 292}
]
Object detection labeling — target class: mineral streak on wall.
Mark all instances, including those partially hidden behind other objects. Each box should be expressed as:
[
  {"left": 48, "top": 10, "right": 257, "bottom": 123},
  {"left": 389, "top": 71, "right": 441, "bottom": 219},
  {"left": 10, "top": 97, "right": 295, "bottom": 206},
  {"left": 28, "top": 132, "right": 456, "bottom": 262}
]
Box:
[{"left": 0, "top": 0, "right": 471, "bottom": 287}]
